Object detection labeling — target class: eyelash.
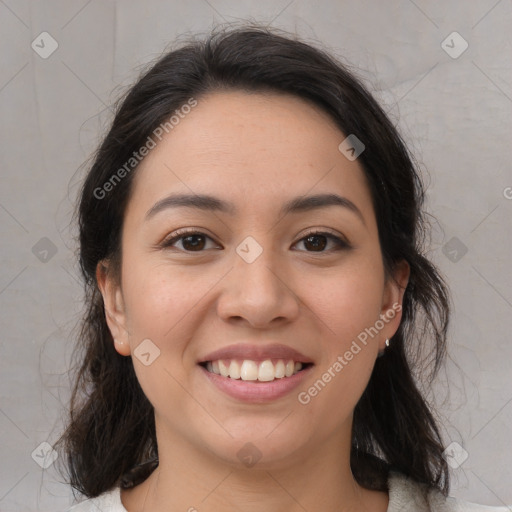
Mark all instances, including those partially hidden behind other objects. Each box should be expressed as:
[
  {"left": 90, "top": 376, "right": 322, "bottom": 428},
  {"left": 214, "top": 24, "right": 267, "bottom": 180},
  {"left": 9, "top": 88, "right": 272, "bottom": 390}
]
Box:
[{"left": 160, "top": 228, "right": 350, "bottom": 253}]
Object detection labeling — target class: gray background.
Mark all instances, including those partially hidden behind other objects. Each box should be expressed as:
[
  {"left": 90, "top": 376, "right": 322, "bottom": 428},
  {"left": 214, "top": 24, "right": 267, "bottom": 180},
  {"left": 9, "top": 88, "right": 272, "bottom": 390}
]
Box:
[{"left": 0, "top": 1, "right": 511, "bottom": 510}]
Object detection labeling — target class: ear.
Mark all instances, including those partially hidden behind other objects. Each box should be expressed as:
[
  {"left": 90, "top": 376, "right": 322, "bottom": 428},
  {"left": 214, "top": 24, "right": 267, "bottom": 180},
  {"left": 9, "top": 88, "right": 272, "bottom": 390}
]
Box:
[
  {"left": 96, "top": 260, "right": 131, "bottom": 356},
  {"left": 378, "top": 259, "right": 410, "bottom": 352}
]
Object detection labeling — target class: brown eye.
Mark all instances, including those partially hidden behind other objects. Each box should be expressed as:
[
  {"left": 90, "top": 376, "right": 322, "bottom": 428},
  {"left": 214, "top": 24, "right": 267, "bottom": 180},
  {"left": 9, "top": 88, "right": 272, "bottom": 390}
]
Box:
[
  {"left": 294, "top": 231, "right": 349, "bottom": 253},
  {"left": 304, "top": 234, "right": 328, "bottom": 251},
  {"left": 181, "top": 234, "right": 206, "bottom": 251},
  {"left": 161, "top": 229, "right": 349, "bottom": 254},
  {"left": 161, "top": 230, "right": 218, "bottom": 252}
]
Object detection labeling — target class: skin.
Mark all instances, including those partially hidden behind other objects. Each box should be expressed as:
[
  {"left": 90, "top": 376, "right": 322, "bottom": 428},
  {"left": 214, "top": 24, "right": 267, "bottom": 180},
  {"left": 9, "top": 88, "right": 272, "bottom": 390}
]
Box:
[{"left": 97, "top": 90, "right": 410, "bottom": 512}]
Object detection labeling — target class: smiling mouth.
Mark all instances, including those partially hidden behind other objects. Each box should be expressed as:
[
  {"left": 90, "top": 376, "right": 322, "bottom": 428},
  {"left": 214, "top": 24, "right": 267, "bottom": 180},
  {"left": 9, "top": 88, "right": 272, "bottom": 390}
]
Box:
[{"left": 199, "top": 359, "right": 314, "bottom": 382}]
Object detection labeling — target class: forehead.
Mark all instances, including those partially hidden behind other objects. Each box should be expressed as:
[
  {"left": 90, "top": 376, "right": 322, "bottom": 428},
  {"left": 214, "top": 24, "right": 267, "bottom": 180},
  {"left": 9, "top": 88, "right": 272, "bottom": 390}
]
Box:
[{"left": 125, "top": 90, "right": 374, "bottom": 224}]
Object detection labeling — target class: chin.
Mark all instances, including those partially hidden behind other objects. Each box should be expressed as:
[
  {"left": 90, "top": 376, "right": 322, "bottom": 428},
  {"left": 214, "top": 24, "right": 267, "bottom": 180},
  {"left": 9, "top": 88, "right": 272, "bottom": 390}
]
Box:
[{"left": 198, "top": 425, "right": 309, "bottom": 471}]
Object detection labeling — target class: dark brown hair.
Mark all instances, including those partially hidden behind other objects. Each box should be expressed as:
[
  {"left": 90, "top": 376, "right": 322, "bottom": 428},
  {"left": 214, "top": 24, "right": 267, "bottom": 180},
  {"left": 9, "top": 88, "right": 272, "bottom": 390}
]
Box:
[{"left": 55, "top": 23, "right": 451, "bottom": 499}]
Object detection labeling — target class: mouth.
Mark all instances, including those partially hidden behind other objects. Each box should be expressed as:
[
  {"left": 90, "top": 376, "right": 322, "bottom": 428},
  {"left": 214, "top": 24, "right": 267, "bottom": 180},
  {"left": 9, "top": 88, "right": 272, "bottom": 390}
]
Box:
[
  {"left": 198, "top": 359, "right": 314, "bottom": 383},
  {"left": 198, "top": 358, "right": 315, "bottom": 403}
]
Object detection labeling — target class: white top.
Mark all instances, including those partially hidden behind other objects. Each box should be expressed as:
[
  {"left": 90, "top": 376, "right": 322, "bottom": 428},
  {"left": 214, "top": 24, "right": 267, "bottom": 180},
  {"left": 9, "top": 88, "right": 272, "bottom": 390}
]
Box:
[{"left": 67, "top": 471, "right": 510, "bottom": 511}]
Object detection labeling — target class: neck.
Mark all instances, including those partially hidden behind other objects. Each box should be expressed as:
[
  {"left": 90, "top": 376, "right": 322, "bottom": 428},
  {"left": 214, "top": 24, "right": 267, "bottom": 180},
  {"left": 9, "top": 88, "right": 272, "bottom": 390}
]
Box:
[{"left": 121, "top": 428, "right": 389, "bottom": 512}]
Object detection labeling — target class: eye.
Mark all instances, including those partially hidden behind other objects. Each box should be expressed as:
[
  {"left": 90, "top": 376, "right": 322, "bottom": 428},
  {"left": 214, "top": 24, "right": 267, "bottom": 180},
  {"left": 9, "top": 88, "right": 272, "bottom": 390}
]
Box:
[
  {"left": 160, "top": 229, "right": 350, "bottom": 253},
  {"left": 293, "top": 231, "right": 349, "bottom": 253},
  {"left": 161, "top": 229, "right": 219, "bottom": 252}
]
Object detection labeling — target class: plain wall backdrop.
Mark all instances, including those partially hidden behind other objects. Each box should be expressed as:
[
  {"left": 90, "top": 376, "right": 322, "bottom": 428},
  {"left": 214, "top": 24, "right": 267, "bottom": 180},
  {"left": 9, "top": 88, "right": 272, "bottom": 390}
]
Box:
[{"left": 0, "top": 1, "right": 511, "bottom": 510}]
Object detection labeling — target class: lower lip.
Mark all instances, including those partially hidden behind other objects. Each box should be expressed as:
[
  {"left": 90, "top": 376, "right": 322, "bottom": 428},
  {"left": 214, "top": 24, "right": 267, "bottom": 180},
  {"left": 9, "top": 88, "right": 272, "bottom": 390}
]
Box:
[{"left": 198, "top": 364, "right": 314, "bottom": 403}]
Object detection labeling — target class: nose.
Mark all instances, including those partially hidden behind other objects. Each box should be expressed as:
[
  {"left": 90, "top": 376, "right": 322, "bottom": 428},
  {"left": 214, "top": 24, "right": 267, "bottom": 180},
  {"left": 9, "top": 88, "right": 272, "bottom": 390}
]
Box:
[{"left": 216, "top": 243, "right": 300, "bottom": 329}]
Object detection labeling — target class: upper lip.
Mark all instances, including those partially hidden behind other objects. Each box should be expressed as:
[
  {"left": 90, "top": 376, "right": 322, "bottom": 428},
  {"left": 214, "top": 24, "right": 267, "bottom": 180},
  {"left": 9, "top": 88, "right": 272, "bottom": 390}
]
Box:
[{"left": 198, "top": 343, "right": 314, "bottom": 364}]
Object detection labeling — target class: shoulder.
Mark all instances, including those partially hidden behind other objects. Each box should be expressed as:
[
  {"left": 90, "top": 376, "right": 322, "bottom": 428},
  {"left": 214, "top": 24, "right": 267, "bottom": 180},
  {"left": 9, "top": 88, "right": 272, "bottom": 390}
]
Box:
[
  {"left": 387, "top": 471, "right": 510, "bottom": 512},
  {"left": 66, "top": 486, "right": 127, "bottom": 512}
]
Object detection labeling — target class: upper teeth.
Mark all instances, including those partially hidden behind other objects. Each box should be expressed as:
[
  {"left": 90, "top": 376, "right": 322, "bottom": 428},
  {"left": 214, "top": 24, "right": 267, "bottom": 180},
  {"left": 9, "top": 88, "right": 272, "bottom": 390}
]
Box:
[{"left": 205, "top": 359, "right": 303, "bottom": 381}]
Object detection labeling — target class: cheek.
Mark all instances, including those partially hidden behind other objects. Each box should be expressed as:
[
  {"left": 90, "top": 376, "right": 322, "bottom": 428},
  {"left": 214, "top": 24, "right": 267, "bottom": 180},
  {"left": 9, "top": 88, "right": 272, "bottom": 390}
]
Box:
[
  {"left": 297, "top": 265, "right": 383, "bottom": 430},
  {"left": 122, "top": 258, "right": 200, "bottom": 338},
  {"left": 305, "top": 257, "right": 384, "bottom": 343},
  {"left": 120, "top": 260, "right": 201, "bottom": 411},
  {"left": 306, "top": 256, "right": 384, "bottom": 414}
]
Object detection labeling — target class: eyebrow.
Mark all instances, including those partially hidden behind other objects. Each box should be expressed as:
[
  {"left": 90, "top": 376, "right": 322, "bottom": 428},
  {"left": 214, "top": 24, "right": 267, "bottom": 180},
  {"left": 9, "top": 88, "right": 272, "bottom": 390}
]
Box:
[{"left": 145, "top": 192, "right": 366, "bottom": 226}]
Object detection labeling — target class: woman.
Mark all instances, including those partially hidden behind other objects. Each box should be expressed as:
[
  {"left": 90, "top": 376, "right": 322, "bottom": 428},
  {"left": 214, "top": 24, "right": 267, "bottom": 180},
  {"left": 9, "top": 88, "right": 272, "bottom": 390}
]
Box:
[{"left": 56, "top": 25, "right": 508, "bottom": 511}]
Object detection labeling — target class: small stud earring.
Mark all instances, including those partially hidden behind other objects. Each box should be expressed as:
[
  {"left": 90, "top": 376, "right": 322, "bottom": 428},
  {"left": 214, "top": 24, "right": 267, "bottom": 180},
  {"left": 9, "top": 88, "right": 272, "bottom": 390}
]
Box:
[{"left": 378, "top": 338, "right": 390, "bottom": 358}]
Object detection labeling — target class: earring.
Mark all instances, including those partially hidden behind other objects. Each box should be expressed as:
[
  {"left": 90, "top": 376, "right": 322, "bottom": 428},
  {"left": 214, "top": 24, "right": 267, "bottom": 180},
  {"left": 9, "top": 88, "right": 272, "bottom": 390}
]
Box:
[{"left": 378, "top": 338, "right": 390, "bottom": 358}]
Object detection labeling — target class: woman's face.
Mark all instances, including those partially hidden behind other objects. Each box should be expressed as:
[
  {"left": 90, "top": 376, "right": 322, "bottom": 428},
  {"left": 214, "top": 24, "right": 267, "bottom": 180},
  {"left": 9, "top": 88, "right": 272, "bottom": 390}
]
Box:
[{"left": 98, "top": 90, "right": 409, "bottom": 470}]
